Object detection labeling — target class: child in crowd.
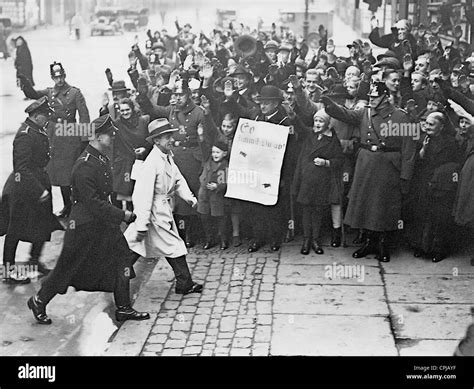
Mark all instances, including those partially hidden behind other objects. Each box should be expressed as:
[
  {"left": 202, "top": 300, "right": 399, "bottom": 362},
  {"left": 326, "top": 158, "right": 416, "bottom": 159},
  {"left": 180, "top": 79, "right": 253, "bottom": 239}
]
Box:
[
  {"left": 293, "top": 109, "right": 344, "bottom": 255},
  {"left": 197, "top": 140, "right": 230, "bottom": 250},
  {"left": 200, "top": 99, "right": 243, "bottom": 246}
]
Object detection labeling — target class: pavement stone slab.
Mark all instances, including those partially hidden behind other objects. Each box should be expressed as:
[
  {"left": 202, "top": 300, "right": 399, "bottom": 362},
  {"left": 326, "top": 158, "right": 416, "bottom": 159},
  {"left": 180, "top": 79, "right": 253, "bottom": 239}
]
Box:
[
  {"left": 274, "top": 284, "right": 389, "bottom": 316},
  {"left": 390, "top": 303, "right": 473, "bottom": 340},
  {"left": 277, "top": 264, "right": 382, "bottom": 286},
  {"left": 384, "top": 274, "right": 474, "bottom": 304},
  {"left": 397, "top": 339, "right": 460, "bottom": 356},
  {"left": 271, "top": 314, "right": 397, "bottom": 356}
]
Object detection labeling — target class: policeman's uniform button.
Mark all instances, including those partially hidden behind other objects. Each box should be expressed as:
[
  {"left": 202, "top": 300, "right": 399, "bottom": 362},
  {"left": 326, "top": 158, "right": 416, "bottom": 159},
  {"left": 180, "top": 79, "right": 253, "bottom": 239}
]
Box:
[
  {"left": 367, "top": 133, "right": 371, "bottom": 136},
  {"left": 366, "top": 140, "right": 371, "bottom": 143}
]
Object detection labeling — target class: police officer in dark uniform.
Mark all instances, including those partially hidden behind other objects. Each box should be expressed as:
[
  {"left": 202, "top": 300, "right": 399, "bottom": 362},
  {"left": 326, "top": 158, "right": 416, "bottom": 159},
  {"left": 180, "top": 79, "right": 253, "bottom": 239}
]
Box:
[
  {"left": 18, "top": 61, "right": 90, "bottom": 219},
  {"left": 27, "top": 115, "right": 149, "bottom": 325},
  {"left": 1, "top": 97, "right": 63, "bottom": 284}
]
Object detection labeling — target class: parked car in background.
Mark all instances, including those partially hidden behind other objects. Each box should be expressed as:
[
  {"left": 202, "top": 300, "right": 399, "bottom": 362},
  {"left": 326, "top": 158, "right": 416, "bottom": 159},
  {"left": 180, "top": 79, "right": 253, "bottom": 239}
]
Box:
[{"left": 90, "top": 16, "right": 123, "bottom": 36}]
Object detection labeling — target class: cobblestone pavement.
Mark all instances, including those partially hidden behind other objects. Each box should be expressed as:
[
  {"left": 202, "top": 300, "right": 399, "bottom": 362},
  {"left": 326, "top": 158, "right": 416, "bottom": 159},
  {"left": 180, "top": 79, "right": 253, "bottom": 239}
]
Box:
[
  {"left": 106, "top": 235, "right": 474, "bottom": 357},
  {"left": 140, "top": 245, "right": 279, "bottom": 357}
]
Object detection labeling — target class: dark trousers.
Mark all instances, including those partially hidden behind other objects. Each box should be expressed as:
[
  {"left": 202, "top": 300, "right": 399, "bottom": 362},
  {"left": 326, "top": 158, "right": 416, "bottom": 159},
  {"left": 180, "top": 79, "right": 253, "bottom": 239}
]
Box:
[
  {"left": 248, "top": 199, "right": 287, "bottom": 244},
  {"left": 128, "top": 251, "right": 194, "bottom": 292},
  {"left": 302, "top": 205, "right": 326, "bottom": 243},
  {"left": 3, "top": 235, "right": 44, "bottom": 266},
  {"left": 38, "top": 274, "right": 131, "bottom": 307},
  {"left": 60, "top": 186, "right": 72, "bottom": 208},
  {"left": 200, "top": 214, "right": 228, "bottom": 242},
  {"left": 166, "top": 255, "right": 193, "bottom": 291}
]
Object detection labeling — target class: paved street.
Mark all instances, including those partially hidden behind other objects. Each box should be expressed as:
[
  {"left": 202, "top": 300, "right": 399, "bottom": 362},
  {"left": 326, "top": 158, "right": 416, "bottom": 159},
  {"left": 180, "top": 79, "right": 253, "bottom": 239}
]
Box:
[{"left": 107, "top": 235, "right": 473, "bottom": 356}]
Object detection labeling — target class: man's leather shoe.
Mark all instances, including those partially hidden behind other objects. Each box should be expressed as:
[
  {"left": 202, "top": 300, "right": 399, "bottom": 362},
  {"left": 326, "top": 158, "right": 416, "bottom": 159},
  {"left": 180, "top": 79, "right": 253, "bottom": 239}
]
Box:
[
  {"left": 176, "top": 282, "right": 203, "bottom": 295},
  {"left": 248, "top": 240, "right": 260, "bottom": 253},
  {"left": 301, "top": 238, "right": 311, "bottom": 255},
  {"left": 115, "top": 306, "right": 150, "bottom": 322},
  {"left": 432, "top": 252, "right": 447, "bottom": 263},
  {"left": 27, "top": 296, "right": 52, "bottom": 324},
  {"left": 220, "top": 240, "right": 229, "bottom": 250},
  {"left": 352, "top": 238, "right": 376, "bottom": 258},
  {"left": 312, "top": 240, "right": 324, "bottom": 255},
  {"left": 353, "top": 230, "right": 365, "bottom": 245},
  {"left": 270, "top": 242, "right": 280, "bottom": 251},
  {"left": 185, "top": 240, "right": 194, "bottom": 248},
  {"left": 331, "top": 228, "right": 342, "bottom": 248}
]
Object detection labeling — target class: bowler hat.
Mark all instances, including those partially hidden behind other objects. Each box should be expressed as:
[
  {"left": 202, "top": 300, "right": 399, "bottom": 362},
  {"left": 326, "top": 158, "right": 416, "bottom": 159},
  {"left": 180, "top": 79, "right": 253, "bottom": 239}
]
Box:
[
  {"left": 229, "top": 65, "right": 252, "bottom": 78},
  {"left": 109, "top": 80, "right": 130, "bottom": 92},
  {"left": 50, "top": 61, "right": 65, "bottom": 77},
  {"left": 25, "top": 96, "right": 55, "bottom": 115},
  {"left": 92, "top": 114, "right": 117, "bottom": 136},
  {"left": 325, "top": 84, "right": 348, "bottom": 99},
  {"left": 376, "top": 50, "right": 397, "bottom": 61},
  {"left": 213, "top": 76, "right": 234, "bottom": 93},
  {"left": 146, "top": 118, "right": 179, "bottom": 143},
  {"left": 255, "top": 85, "right": 283, "bottom": 102}
]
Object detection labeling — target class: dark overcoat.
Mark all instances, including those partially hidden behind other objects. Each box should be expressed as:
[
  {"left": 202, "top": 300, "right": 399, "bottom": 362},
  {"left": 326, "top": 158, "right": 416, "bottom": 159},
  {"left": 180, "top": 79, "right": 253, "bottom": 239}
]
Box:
[
  {"left": 14, "top": 38, "right": 34, "bottom": 85},
  {"left": 40, "top": 145, "right": 130, "bottom": 294},
  {"left": 293, "top": 129, "right": 344, "bottom": 206},
  {"left": 454, "top": 141, "right": 474, "bottom": 229},
  {"left": 406, "top": 133, "right": 460, "bottom": 252},
  {"left": 0, "top": 119, "right": 62, "bottom": 241},
  {"left": 22, "top": 81, "right": 90, "bottom": 186},
  {"left": 325, "top": 97, "right": 417, "bottom": 231}
]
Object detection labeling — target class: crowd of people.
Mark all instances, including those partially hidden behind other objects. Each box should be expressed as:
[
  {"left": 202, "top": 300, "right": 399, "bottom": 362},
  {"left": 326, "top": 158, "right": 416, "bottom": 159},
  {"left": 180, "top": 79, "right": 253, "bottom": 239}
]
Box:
[{"left": 1, "top": 16, "right": 474, "bottom": 324}]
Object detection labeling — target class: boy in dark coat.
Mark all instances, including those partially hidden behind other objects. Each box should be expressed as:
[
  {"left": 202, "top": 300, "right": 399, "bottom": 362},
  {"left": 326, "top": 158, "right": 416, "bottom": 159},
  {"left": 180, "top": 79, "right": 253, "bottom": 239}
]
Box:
[
  {"left": 293, "top": 110, "right": 344, "bottom": 255},
  {"left": 197, "top": 140, "right": 229, "bottom": 250}
]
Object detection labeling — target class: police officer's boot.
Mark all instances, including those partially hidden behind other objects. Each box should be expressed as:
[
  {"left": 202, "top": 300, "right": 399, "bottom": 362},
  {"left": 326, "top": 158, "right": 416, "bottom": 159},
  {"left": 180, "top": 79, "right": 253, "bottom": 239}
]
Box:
[
  {"left": 352, "top": 231, "right": 377, "bottom": 258},
  {"left": 331, "top": 227, "right": 342, "bottom": 248},
  {"left": 27, "top": 295, "right": 52, "bottom": 325},
  {"left": 115, "top": 306, "right": 150, "bottom": 322}
]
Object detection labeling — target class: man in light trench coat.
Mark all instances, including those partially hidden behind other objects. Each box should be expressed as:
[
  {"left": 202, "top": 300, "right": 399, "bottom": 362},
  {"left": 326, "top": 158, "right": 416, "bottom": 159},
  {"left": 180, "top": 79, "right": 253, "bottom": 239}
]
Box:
[{"left": 124, "top": 118, "right": 203, "bottom": 294}]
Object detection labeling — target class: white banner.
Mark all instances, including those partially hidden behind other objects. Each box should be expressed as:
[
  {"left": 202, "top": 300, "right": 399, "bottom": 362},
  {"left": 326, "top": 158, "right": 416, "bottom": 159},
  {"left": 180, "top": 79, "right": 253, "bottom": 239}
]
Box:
[{"left": 225, "top": 118, "right": 289, "bottom": 206}]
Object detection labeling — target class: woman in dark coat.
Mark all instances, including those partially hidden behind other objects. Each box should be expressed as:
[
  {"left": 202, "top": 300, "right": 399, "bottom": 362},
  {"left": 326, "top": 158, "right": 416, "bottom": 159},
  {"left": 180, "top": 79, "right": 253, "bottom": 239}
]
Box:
[
  {"left": 407, "top": 112, "right": 461, "bottom": 262},
  {"left": 14, "top": 36, "right": 34, "bottom": 86},
  {"left": 293, "top": 109, "right": 344, "bottom": 255},
  {"left": 112, "top": 98, "right": 150, "bottom": 211}
]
